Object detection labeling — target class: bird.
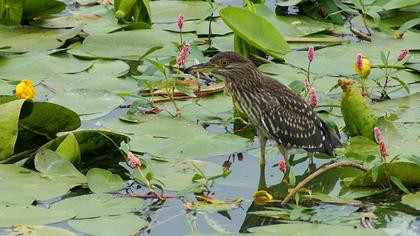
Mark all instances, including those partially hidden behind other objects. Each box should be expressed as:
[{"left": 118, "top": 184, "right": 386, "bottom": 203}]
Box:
[{"left": 185, "top": 52, "right": 341, "bottom": 184}]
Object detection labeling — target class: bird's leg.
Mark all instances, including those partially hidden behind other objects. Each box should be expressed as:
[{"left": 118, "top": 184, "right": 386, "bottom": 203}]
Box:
[
  {"left": 277, "top": 144, "right": 289, "bottom": 165},
  {"left": 258, "top": 135, "right": 267, "bottom": 190},
  {"left": 308, "top": 152, "right": 314, "bottom": 164}
]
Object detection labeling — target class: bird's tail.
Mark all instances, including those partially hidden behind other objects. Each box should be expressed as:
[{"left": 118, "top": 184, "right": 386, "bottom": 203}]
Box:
[{"left": 321, "top": 120, "right": 342, "bottom": 156}]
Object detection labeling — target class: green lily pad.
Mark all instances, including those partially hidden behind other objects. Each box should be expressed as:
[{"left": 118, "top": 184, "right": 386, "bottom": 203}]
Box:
[
  {"left": 34, "top": 149, "right": 86, "bottom": 183},
  {"left": 87, "top": 168, "right": 128, "bottom": 193},
  {"left": 86, "top": 60, "right": 130, "bottom": 77},
  {"left": 150, "top": 1, "right": 212, "bottom": 23},
  {"left": 344, "top": 136, "right": 379, "bottom": 162},
  {"left": 102, "top": 116, "right": 207, "bottom": 138},
  {"left": 50, "top": 193, "right": 143, "bottom": 219},
  {"left": 6, "top": 225, "right": 77, "bottom": 236},
  {"left": 55, "top": 133, "right": 81, "bottom": 164},
  {"left": 22, "top": 0, "right": 66, "bottom": 22},
  {"left": 66, "top": 76, "right": 138, "bottom": 95},
  {"left": 41, "top": 59, "right": 135, "bottom": 95},
  {"left": 0, "top": 206, "right": 75, "bottom": 227},
  {"left": 0, "top": 164, "right": 86, "bottom": 205},
  {"left": 149, "top": 94, "right": 234, "bottom": 123},
  {"left": 143, "top": 159, "right": 224, "bottom": 192},
  {"left": 0, "top": 80, "right": 15, "bottom": 95},
  {"left": 68, "top": 214, "right": 147, "bottom": 236},
  {"left": 346, "top": 161, "right": 420, "bottom": 187},
  {"left": 220, "top": 7, "right": 291, "bottom": 59},
  {"left": 157, "top": 19, "right": 231, "bottom": 36},
  {"left": 372, "top": 93, "right": 420, "bottom": 123},
  {"left": 401, "top": 192, "right": 420, "bottom": 210},
  {"left": 130, "top": 133, "right": 250, "bottom": 159},
  {"left": 40, "top": 9, "right": 125, "bottom": 34},
  {"left": 0, "top": 26, "right": 80, "bottom": 53},
  {"left": 71, "top": 29, "right": 196, "bottom": 60},
  {"left": 42, "top": 130, "right": 129, "bottom": 164},
  {"left": 0, "top": 53, "right": 94, "bottom": 82},
  {"left": 15, "top": 100, "right": 81, "bottom": 153},
  {"left": 48, "top": 89, "right": 124, "bottom": 120},
  {"left": 0, "top": 99, "right": 27, "bottom": 160}
]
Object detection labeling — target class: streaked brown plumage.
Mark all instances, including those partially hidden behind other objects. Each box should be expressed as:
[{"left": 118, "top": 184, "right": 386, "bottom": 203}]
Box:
[{"left": 186, "top": 52, "right": 341, "bottom": 178}]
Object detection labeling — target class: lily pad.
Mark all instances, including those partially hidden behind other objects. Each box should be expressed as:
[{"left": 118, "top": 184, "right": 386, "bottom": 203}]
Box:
[
  {"left": 220, "top": 7, "right": 291, "bottom": 59},
  {"left": 144, "top": 159, "right": 224, "bottom": 192},
  {"left": 0, "top": 80, "right": 14, "bottom": 95},
  {"left": 0, "top": 206, "right": 75, "bottom": 227},
  {"left": 15, "top": 100, "right": 81, "bottom": 153},
  {"left": 0, "top": 53, "right": 94, "bottom": 82},
  {"left": 68, "top": 214, "right": 147, "bottom": 236},
  {"left": 42, "top": 130, "right": 129, "bottom": 164},
  {"left": 6, "top": 225, "right": 77, "bottom": 236},
  {"left": 55, "top": 133, "right": 81, "bottom": 164},
  {"left": 0, "top": 26, "right": 81, "bottom": 53},
  {"left": 155, "top": 94, "right": 234, "bottom": 123},
  {"left": 401, "top": 192, "right": 420, "bottom": 210},
  {"left": 22, "top": 0, "right": 66, "bottom": 22},
  {"left": 346, "top": 161, "right": 420, "bottom": 187},
  {"left": 102, "top": 116, "right": 207, "bottom": 138},
  {"left": 50, "top": 193, "right": 143, "bottom": 219},
  {"left": 0, "top": 164, "right": 85, "bottom": 205},
  {"left": 48, "top": 89, "right": 124, "bottom": 120},
  {"left": 40, "top": 10, "right": 125, "bottom": 34},
  {"left": 34, "top": 149, "right": 86, "bottom": 183},
  {"left": 371, "top": 93, "right": 420, "bottom": 123},
  {"left": 87, "top": 168, "right": 128, "bottom": 193},
  {"left": 150, "top": 1, "right": 212, "bottom": 23},
  {"left": 130, "top": 133, "right": 250, "bottom": 159},
  {"left": 0, "top": 99, "right": 27, "bottom": 160},
  {"left": 71, "top": 29, "right": 196, "bottom": 60}
]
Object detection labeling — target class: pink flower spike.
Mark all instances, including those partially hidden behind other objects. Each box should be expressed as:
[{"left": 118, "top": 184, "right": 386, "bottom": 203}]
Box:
[
  {"left": 397, "top": 48, "right": 409, "bottom": 61},
  {"left": 176, "top": 42, "right": 190, "bottom": 67},
  {"left": 373, "top": 127, "right": 382, "bottom": 143},
  {"left": 309, "top": 87, "right": 318, "bottom": 109},
  {"left": 379, "top": 140, "right": 389, "bottom": 159},
  {"left": 278, "top": 160, "right": 286, "bottom": 173},
  {"left": 127, "top": 152, "right": 141, "bottom": 169},
  {"left": 177, "top": 14, "right": 184, "bottom": 32},
  {"left": 356, "top": 53, "right": 363, "bottom": 70},
  {"left": 307, "top": 46, "right": 315, "bottom": 62}
]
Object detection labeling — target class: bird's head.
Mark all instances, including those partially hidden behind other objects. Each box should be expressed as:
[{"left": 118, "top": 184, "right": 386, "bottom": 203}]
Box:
[{"left": 184, "top": 51, "right": 257, "bottom": 81}]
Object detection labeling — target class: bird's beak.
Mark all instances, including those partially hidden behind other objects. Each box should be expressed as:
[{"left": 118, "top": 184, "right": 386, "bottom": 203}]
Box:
[{"left": 184, "top": 62, "right": 215, "bottom": 74}]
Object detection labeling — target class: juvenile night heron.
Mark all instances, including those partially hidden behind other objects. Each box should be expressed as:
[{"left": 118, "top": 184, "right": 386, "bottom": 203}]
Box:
[{"left": 185, "top": 52, "right": 341, "bottom": 181}]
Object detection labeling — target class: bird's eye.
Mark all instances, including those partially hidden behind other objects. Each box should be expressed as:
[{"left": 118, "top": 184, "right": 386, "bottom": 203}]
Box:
[{"left": 219, "top": 59, "right": 229, "bottom": 67}]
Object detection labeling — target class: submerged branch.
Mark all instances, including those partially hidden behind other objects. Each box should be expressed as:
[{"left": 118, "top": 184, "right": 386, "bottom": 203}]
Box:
[
  {"left": 350, "top": 27, "right": 371, "bottom": 42},
  {"left": 281, "top": 162, "right": 368, "bottom": 205},
  {"left": 0, "top": 148, "right": 38, "bottom": 164}
]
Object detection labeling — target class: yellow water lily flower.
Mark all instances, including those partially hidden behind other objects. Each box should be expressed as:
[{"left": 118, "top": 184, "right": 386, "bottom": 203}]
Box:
[
  {"left": 15, "top": 80, "right": 36, "bottom": 100},
  {"left": 253, "top": 190, "right": 273, "bottom": 205},
  {"left": 353, "top": 54, "right": 371, "bottom": 79}
]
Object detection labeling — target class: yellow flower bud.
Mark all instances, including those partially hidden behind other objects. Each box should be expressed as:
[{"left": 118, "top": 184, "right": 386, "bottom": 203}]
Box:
[
  {"left": 353, "top": 55, "right": 371, "bottom": 79},
  {"left": 253, "top": 190, "right": 273, "bottom": 205},
  {"left": 15, "top": 80, "right": 36, "bottom": 100}
]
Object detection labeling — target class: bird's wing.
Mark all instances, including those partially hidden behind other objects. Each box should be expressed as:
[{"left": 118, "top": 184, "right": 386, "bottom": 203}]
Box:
[
  {"left": 258, "top": 82, "right": 335, "bottom": 154},
  {"left": 260, "top": 102, "right": 326, "bottom": 150}
]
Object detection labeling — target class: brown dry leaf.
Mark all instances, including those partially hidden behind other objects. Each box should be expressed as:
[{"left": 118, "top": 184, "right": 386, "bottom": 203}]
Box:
[{"left": 153, "top": 81, "right": 225, "bottom": 98}]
